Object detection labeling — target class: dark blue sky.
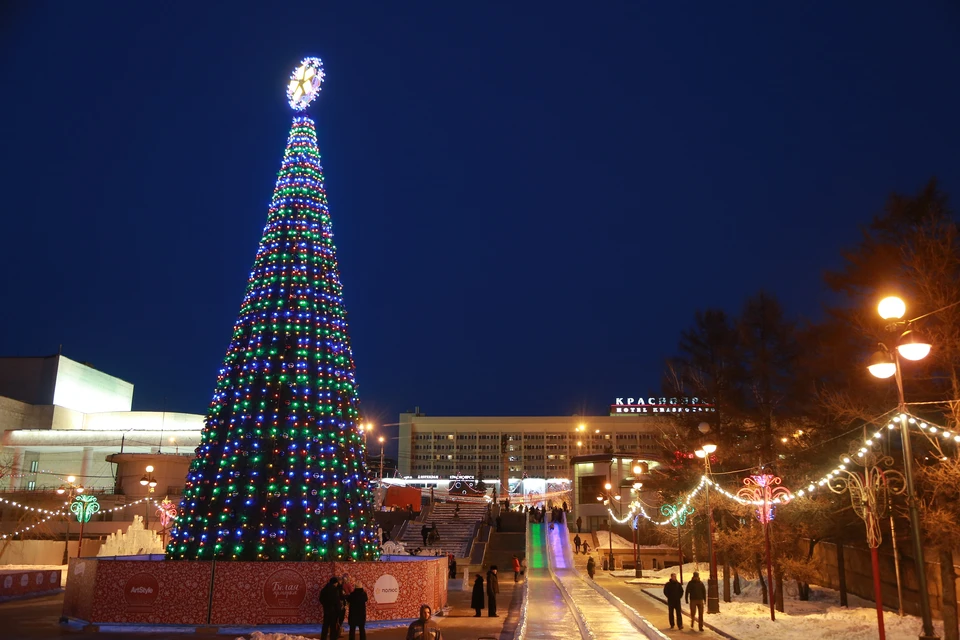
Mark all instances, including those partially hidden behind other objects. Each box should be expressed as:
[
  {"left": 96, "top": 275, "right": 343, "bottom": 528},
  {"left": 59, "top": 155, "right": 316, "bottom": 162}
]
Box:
[{"left": 1, "top": 2, "right": 959, "bottom": 434}]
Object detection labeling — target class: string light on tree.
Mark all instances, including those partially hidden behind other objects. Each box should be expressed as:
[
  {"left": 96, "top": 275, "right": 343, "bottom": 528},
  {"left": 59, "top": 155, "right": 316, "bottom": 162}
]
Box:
[{"left": 167, "top": 56, "right": 378, "bottom": 562}]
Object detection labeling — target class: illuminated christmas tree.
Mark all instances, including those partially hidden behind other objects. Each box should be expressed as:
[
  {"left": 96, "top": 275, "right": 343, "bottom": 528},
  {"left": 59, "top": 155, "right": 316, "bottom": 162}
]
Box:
[{"left": 168, "top": 57, "right": 378, "bottom": 561}]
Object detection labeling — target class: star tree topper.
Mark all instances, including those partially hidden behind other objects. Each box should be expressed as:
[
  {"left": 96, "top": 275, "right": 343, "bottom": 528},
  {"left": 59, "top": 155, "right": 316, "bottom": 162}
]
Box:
[{"left": 287, "top": 57, "right": 325, "bottom": 110}]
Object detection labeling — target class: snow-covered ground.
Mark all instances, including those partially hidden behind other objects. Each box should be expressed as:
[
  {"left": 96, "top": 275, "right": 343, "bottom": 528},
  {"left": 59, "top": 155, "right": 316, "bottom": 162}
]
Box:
[
  {"left": 630, "top": 563, "right": 944, "bottom": 640},
  {"left": 591, "top": 530, "right": 635, "bottom": 549}
]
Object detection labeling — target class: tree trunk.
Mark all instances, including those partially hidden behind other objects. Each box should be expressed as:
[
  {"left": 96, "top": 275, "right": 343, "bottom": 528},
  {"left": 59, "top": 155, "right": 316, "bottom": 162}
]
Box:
[
  {"left": 775, "top": 569, "right": 785, "bottom": 613},
  {"left": 837, "top": 543, "right": 848, "bottom": 607},
  {"left": 798, "top": 538, "right": 817, "bottom": 601},
  {"left": 733, "top": 567, "right": 741, "bottom": 595},
  {"left": 723, "top": 550, "right": 731, "bottom": 602},
  {"left": 757, "top": 555, "right": 768, "bottom": 605},
  {"left": 940, "top": 548, "right": 959, "bottom": 640}
]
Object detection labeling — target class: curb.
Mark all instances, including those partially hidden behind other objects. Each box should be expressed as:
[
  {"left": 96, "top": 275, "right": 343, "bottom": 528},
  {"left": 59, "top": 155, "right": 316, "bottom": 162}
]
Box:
[{"left": 641, "top": 588, "right": 742, "bottom": 640}]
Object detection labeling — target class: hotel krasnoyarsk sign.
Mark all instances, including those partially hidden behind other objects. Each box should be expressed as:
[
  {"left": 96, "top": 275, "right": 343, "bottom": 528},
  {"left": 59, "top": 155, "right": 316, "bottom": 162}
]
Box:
[{"left": 611, "top": 396, "right": 716, "bottom": 415}]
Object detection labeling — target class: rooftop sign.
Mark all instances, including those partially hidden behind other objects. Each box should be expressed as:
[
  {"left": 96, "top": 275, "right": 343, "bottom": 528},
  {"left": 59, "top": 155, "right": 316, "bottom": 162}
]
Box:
[{"left": 611, "top": 396, "right": 716, "bottom": 415}]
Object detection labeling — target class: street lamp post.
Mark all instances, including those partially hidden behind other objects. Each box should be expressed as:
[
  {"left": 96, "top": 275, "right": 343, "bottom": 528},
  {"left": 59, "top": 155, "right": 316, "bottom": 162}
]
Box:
[
  {"left": 598, "top": 482, "right": 621, "bottom": 571},
  {"left": 56, "top": 476, "right": 84, "bottom": 564},
  {"left": 632, "top": 470, "right": 645, "bottom": 578},
  {"left": 695, "top": 442, "right": 720, "bottom": 614},
  {"left": 378, "top": 436, "right": 386, "bottom": 482},
  {"left": 140, "top": 465, "right": 158, "bottom": 525},
  {"left": 867, "top": 295, "right": 938, "bottom": 640}
]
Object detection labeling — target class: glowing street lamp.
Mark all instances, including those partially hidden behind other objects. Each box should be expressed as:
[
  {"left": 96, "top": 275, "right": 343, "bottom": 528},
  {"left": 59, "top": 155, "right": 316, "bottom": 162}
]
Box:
[
  {"left": 867, "top": 295, "right": 939, "bottom": 640},
  {"left": 695, "top": 442, "right": 719, "bottom": 614},
  {"left": 598, "top": 485, "right": 620, "bottom": 570},
  {"left": 57, "top": 475, "right": 85, "bottom": 563}
]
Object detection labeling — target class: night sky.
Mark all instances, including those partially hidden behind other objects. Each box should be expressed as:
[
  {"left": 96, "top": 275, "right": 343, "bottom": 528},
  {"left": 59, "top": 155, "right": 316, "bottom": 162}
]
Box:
[{"left": 2, "top": 3, "right": 959, "bottom": 449}]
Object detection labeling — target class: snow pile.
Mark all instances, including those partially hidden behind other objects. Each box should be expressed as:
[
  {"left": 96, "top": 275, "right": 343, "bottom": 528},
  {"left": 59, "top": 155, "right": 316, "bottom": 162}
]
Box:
[
  {"left": 639, "top": 570, "right": 944, "bottom": 640},
  {"left": 713, "top": 586, "right": 943, "bottom": 640},
  {"left": 592, "top": 530, "right": 634, "bottom": 549}
]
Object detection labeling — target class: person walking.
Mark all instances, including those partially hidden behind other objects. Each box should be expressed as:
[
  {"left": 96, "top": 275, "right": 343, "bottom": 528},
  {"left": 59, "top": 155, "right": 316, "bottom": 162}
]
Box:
[
  {"left": 421, "top": 524, "right": 429, "bottom": 547},
  {"left": 495, "top": 514, "right": 502, "bottom": 532},
  {"left": 406, "top": 604, "right": 443, "bottom": 640},
  {"left": 319, "top": 577, "right": 342, "bottom": 640},
  {"left": 582, "top": 542, "right": 590, "bottom": 556},
  {"left": 576, "top": 516, "right": 582, "bottom": 533},
  {"left": 573, "top": 534, "right": 582, "bottom": 554},
  {"left": 685, "top": 571, "right": 707, "bottom": 632},
  {"left": 512, "top": 555, "right": 522, "bottom": 583},
  {"left": 586, "top": 556, "right": 596, "bottom": 580},
  {"left": 471, "top": 574, "right": 484, "bottom": 617},
  {"left": 486, "top": 566, "right": 500, "bottom": 617},
  {"left": 663, "top": 573, "right": 684, "bottom": 630},
  {"left": 346, "top": 582, "right": 368, "bottom": 640},
  {"left": 448, "top": 554, "right": 457, "bottom": 579}
]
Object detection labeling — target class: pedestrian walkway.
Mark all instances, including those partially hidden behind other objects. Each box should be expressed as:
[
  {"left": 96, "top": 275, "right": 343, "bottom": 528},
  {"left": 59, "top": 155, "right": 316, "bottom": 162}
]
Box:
[{"left": 592, "top": 573, "right": 726, "bottom": 639}]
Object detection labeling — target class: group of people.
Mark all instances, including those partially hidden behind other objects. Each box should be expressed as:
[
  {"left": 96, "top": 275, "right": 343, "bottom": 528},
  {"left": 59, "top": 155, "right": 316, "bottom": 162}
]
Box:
[
  {"left": 662, "top": 571, "right": 708, "bottom": 632},
  {"left": 571, "top": 534, "right": 591, "bottom": 555},
  {"left": 319, "top": 575, "right": 368, "bottom": 640},
  {"left": 420, "top": 523, "right": 441, "bottom": 546},
  {"left": 470, "top": 565, "right": 501, "bottom": 617}
]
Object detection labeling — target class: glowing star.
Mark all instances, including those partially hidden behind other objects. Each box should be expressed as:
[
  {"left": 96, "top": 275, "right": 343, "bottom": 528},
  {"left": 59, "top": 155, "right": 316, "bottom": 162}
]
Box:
[{"left": 287, "top": 57, "right": 325, "bottom": 110}]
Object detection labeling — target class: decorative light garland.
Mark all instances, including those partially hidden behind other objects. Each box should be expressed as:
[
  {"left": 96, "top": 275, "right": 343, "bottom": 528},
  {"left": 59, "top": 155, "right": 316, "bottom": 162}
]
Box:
[
  {"left": 796, "top": 412, "right": 956, "bottom": 498},
  {"left": 605, "top": 410, "right": 956, "bottom": 525},
  {"left": 0, "top": 496, "right": 155, "bottom": 539},
  {"left": 0, "top": 496, "right": 67, "bottom": 516}
]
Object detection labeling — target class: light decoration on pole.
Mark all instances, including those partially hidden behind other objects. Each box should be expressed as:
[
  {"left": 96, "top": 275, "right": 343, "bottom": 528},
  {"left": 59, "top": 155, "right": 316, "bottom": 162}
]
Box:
[
  {"left": 70, "top": 494, "right": 100, "bottom": 558},
  {"left": 660, "top": 501, "right": 694, "bottom": 584},
  {"left": 156, "top": 498, "right": 179, "bottom": 547},
  {"left": 168, "top": 57, "right": 378, "bottom": 562},
  {"left": 737, "top": 474, "right": 791, "bottom": 622},
  {"left": 827, "top": 443, "right": 904, "bottom": 640}
]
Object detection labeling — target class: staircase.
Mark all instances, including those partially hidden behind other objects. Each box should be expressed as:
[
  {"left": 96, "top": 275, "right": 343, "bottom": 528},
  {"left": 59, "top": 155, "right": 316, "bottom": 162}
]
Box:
[
  {"left": 397, "top": 501, "right": 487, "bottom": 559},
  {"left": 482, "top": 531, "right": 525, "bottom": 574}
]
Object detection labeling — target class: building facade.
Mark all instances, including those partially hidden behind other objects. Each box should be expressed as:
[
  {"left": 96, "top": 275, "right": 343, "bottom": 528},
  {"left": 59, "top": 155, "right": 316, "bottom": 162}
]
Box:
[
  {"left": 0, "top": 354, "right": 204, "bottom": 494},
  {"left": 398, "top": 410, "right": 679, "bottom": 487}
]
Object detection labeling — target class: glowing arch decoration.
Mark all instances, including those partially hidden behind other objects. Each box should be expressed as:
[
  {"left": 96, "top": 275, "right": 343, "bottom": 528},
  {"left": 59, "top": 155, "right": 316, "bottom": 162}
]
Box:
[
  {"left": 287, "top": 57, "right": 325, "bottom": 110},
  {"left": 70, "top": 494, "right": 100, "bottom": 523},
  {"left": 737, "top": 474, "right": 792, "bottom": 524}
]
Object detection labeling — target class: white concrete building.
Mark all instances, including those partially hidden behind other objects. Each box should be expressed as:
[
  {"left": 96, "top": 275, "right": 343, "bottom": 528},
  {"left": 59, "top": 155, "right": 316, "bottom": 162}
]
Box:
[{"left": 0, "top": 354, "right": 203, "bottom": 493}]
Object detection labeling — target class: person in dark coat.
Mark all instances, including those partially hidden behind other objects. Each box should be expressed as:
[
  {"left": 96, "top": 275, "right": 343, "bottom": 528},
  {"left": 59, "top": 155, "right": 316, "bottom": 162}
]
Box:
[
  {"left": 586, "top": 556, "right": 596, "bottom": 579},
  {"left": 471, "top": 574, "right": 485, "bottom": 617},
  {"left": 576, "top": 516, "right": 582, "bottom": 533},
  {"left": 495, "top": 515, "right": 502, "bottom": 532},
  {"left": 663, "top": 573, "right": 684, "bottom": 630},
  {"left": 406, "top": 604, "right": 442, "bottom": 640},
  {"left": 319, "top": 577, "right": 342, "bottom": 640},
  {"left": 448, "top": 555, "right": 457, "bottom": 579},
  {"left": 573, "top": 534, "right": 582, "bottom": 554},
  {"left": 346, "top": 584, "right": 368, "bottom": 640},
  {"left": 486, "top": 566, "right": 499, "bottom": 617},
  {"left": 421, "top": 524, "right": 429, "bottom": 546},
  {"left": 685, "top": 571, "right": 707, "bottom": 632}
]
